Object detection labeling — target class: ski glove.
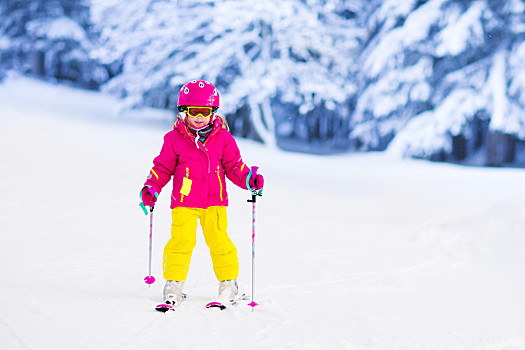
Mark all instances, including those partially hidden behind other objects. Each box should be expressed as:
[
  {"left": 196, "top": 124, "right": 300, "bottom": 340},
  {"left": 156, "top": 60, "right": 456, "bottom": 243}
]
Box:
[
  {"left": 249, "top": 173, "right": 264, "bottom": 191},
  {"left": 141, "top": 185, "right": 159, "bottom": 207},
  {"left": 247, "top": 166, "right": 264, "bottom": 191}
]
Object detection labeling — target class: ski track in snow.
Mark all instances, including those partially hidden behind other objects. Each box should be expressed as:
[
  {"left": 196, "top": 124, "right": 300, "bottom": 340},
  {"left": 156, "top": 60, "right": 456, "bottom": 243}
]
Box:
[{"left": 1, "top": 77, "right": 525, "bottom": 349}]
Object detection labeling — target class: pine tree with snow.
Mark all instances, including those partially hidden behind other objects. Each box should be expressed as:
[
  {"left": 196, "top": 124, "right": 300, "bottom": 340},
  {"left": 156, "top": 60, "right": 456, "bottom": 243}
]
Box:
[
  {"left": 361, "top": 0, "right": 525, "bottom": 166},
  {"left": 0, "top": 0, "right": 107, "bottom": 88},
  {"left": 90, "top": 0, "right": 365, "bottom": 150},
  {"left": 351, "top": 0, "right": 434, "bottom": 151}
]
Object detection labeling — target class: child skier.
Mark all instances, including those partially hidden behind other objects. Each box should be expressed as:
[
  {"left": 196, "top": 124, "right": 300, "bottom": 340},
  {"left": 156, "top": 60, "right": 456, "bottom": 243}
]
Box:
[{"left": 139, "top": 80, "right": 264, "bottom": 308}]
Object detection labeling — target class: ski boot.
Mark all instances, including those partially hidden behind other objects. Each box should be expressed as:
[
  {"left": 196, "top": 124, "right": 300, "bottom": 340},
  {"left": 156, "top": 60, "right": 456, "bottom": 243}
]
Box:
[
  {"left": 218, "top": 279, "right": 239, "bottom": 303},
  {"left": 206, "top": 279, "right": 238, "bottom": 310},
  {"left": 163, "top": 280, "right": 185, "bottom": 306}
]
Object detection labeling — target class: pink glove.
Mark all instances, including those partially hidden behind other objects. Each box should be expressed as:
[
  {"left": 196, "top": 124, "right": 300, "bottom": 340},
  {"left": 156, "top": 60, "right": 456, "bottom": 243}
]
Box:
[
  {"left": 248, "top": 167, "right": 264, "bottom": 191},
  {"left": 249, "top": 174, "right": 264, "bottom": 191},
  {"left": 141, "top": 186, "right": 158, "bottom": 207}
]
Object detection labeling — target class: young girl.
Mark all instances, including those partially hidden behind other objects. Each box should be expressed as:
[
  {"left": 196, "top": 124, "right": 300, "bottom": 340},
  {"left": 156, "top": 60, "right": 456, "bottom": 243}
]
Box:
[{"left": 140, "top": 80, "right": 264, "bottom": 307}]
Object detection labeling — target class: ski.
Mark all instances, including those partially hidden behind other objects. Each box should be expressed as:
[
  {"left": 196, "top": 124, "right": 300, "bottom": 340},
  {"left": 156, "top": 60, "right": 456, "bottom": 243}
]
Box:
[
  {"left": 155, "top": 293, "right": 251, "bottom": 312},
  {"left": 205, "top": 301, "right": 226, "bottom": 310},
  {"left": 205, "top": 293, "right": 250, "bottom": 311},
  {"left": 155, "top": 303, "right": 175, "bottom": 313}
]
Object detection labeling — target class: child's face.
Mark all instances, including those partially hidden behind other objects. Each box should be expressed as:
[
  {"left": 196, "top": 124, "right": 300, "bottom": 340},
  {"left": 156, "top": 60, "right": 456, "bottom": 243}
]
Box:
[{"left": 186, "top": 114, "right": 211, "bottom": 129}]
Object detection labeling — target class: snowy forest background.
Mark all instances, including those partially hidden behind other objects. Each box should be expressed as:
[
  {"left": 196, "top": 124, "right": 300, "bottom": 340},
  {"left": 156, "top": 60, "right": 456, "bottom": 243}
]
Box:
[{"left": 1, "top": 0, "right": 525, "bottom": 167}]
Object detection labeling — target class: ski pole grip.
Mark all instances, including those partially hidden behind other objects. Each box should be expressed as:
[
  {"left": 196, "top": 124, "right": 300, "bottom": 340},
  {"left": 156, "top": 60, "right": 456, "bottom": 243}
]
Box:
[
  {"left": 139, "top": 186, "right": 159, "bottom": 215},
  {"left": 246, "top": 166, "right": 260, "bottom": 193},
  {"left": 250, "top": 166, "right": 259, "bottom": 182}
]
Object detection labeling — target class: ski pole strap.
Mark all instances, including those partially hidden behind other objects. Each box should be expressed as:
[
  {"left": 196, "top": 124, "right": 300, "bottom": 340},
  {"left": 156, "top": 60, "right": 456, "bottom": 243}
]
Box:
[
  {"left": 139, "top": 185, "right": 159, "bottom": 215},
  {"left": 246, "top": 166, "right": 263, "bottom": 196}
]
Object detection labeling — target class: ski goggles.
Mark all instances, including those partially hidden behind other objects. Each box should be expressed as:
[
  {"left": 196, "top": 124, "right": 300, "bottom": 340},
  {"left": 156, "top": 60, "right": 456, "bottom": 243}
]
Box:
[{"left": 185, "top": 106, "right": 214, "bottom": 118}]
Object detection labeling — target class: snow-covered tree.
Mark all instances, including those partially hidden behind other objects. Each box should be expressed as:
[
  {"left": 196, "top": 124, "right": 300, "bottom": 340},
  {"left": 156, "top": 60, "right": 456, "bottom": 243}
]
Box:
[
  {"left": 90, "top": 0, "right": 365, "bottom": 148},
  {"left": 4, "top": 0, "right": 525, "bottom": 166},
  {"left": 351, "top": 0, "right": 432, "bottom": 150},
  {"left": 0, "top": 0, "right": 107, "bottom": 88},
  {"left": 363, "top": 0, "right": 525, "bottom": 166}
]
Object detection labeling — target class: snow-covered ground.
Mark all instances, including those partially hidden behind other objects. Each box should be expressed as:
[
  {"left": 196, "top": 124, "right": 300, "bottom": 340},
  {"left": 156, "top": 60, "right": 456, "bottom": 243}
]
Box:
[{"left": 1, "top": 77, "right": 525, "bottom": 350}]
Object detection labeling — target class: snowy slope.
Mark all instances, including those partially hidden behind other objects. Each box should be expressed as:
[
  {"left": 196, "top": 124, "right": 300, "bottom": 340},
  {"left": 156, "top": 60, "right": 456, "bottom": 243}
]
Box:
[{"left": 1, "top": 77, "right": 525, "bottom": 350}]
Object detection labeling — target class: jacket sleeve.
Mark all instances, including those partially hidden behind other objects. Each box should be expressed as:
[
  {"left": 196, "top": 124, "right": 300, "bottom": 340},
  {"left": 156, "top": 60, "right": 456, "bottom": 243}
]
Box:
[
  {"left": 144, "top": 132, "right": 178, "bottom": 193},
  {"left": 222, "top": 132, "right": 250, "bottom": 190}
]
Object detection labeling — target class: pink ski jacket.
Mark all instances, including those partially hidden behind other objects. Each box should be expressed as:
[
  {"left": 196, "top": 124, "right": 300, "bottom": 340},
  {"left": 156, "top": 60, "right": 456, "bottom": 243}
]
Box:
[{"left": 143, "top": 117, "right": 251, "bottom": 209}]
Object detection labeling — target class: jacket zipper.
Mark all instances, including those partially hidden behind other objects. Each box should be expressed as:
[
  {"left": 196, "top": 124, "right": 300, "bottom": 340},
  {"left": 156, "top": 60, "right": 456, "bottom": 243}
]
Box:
[
  {"left": 202, "top": 145, "right": 211, "bottom": 174},
  {"left": 181, "top": 127, "right": 212, "bottom": 174}
]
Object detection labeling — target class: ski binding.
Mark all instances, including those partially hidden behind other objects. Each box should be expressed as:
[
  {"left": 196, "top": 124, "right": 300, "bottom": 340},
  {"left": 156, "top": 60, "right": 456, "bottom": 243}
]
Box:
[
  {"left": 155, "top": 293, "right": 187, "bottom": 313},
  {"left": 155, "top": 303, "right": 175, "bottom": 313}
]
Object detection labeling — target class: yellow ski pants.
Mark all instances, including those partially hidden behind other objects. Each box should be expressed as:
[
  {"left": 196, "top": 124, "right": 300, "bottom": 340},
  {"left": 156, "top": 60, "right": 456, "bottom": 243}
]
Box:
[{"left": 163, "top": 206, "right": 239, "bottom": 282}]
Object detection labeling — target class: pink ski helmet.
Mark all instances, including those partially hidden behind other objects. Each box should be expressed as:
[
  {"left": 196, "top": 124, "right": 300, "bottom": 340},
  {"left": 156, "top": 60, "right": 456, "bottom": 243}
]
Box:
[{"left": 177, "top": 80, "right": 220, "bottom": 111}]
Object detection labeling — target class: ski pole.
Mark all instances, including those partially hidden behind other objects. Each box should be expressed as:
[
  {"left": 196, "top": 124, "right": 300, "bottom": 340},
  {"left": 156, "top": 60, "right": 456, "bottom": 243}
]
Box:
[
  {"left": 140, "top": 186, "right": 158, "bottom": 286},
  {"left": 246, "top": 167, "right": 263, "bottom": 310},
  {"left": 144, "top": 206, "right": 156, "bottom": 286}
]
